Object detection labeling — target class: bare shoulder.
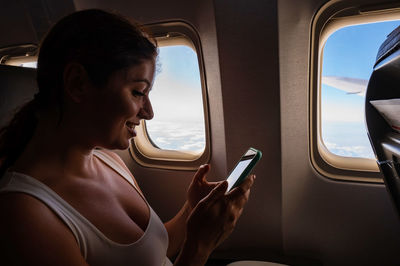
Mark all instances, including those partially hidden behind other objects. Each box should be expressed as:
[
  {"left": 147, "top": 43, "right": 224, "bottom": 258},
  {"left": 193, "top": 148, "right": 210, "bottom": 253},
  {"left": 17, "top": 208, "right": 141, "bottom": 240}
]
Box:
[{"left": 0, "top": 192, "right": 88, "bottom": 265}]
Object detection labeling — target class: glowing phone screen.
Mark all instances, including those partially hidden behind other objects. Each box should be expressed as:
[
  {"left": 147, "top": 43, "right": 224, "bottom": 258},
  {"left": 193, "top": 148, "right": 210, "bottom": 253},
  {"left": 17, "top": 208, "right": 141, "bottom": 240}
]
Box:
[{"left": 226, "top": 157, "right": 253, "bottom": 191}]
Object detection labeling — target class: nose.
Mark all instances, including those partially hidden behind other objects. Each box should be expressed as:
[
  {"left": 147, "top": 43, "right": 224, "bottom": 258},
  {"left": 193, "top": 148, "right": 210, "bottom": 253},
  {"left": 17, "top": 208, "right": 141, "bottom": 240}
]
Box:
[{"left": 138, "top": 95, "right": 154, "bottom": 120}]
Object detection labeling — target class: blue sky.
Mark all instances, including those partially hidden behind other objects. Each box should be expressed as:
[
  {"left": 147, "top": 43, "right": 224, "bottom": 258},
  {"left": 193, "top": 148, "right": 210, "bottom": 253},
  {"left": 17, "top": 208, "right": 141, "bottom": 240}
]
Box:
[
  {"left": 323, "top": 21, "right": 400, "bottom": 79},
  {"left": 146, "top": 45, "right": 205, "bottom": 151},
  {"left": 322, "top": 20, "right": 400, "bottom": 159},
  {"left": 156, "top": 45, "right": 201, "bottom": 86}
]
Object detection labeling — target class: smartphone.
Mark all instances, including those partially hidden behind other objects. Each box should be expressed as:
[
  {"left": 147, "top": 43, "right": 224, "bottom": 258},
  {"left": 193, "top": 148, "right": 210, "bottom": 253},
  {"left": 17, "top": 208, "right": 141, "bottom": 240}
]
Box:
[{"left": 226, "top": 147, "right": 262, "bottom": 192}]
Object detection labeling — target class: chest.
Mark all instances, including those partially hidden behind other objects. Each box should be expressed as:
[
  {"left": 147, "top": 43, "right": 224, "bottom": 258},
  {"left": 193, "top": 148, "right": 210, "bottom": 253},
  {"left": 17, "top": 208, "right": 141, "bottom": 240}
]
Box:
[{"left": 48, "top": 167, "right": 151, "bottom": 244}]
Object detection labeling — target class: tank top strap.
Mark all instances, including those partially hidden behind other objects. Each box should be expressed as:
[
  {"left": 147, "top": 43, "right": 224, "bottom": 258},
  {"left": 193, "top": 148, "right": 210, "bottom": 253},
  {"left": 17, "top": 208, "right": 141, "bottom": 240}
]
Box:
[{"left": 92, "top": 149, "right": 138, "bottom": 190}]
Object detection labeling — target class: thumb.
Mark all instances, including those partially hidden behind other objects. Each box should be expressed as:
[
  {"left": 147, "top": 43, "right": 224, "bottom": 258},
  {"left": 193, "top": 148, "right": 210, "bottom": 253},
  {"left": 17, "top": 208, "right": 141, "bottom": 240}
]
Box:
[{"left": 193, "top": 164, "right": 210, "bottom": 184}]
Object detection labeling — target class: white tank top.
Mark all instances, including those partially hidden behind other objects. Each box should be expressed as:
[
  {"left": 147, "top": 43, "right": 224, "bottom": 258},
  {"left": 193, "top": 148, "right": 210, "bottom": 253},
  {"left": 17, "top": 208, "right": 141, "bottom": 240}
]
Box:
[{"left": 0, "top": 149, "right": 173, "bottom": 266}]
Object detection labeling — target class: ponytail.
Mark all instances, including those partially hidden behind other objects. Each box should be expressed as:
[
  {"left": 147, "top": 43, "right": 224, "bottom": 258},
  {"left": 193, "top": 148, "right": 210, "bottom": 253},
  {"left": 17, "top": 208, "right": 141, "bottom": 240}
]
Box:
[{"left": 0, "top": 99, "right": 38, "bottom": 177}]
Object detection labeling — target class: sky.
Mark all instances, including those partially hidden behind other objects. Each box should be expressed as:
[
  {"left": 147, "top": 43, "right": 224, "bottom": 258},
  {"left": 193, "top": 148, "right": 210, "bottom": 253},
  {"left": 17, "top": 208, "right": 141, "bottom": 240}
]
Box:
[
  {"left": 145, "top": 45, "right": 206, "bottom": 152},
  {"left": 322, "top": 20, "right": 400, "bottom": 159}
]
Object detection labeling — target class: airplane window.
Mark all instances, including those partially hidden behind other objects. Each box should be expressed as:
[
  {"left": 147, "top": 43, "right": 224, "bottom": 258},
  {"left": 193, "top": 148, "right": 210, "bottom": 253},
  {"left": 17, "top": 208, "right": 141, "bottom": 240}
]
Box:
[
  {"left": 129, "top": 25, "right": 209, "bottom": 170},
  {"left": 1, "top": 56, "right": 37, "bottom": 68},
  {"left": 145, "top": 45, "right": 205, "bottom": 152},
  {"left": 20, "top": 62, "right": 37, "bottom": 68},
  {"left": 321, "top": 20, "right": 400, "bottom": 159}
]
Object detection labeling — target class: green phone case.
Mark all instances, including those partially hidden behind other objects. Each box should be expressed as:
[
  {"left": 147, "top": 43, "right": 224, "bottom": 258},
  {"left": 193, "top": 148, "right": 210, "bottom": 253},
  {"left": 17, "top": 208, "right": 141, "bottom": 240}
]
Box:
[{"left": 229, "top": 147, "right": 262, "bottom": 191}]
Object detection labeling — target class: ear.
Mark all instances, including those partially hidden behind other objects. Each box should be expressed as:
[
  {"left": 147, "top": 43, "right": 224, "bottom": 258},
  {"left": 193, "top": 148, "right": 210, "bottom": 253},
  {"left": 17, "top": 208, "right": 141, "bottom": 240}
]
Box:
[{"left": 63, "top": 62, "right": 90, "bottom": 103}]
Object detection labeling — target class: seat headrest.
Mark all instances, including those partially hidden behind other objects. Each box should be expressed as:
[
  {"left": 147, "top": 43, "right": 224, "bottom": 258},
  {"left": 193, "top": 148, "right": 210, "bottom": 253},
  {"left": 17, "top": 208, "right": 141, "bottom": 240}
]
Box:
[{"left": 0, "top": 64, "right": 37, "bottom": 129}]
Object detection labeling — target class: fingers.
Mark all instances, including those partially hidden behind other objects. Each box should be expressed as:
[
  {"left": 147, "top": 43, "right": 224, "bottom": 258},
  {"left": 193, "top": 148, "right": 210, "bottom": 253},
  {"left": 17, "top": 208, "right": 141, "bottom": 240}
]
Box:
[
  {"left": 200, "top": 180, "right": 228, "bottom": 206},
  {"left": 193, "top": 164, "right": 210, "bottom": 184},
  {"left": 240, "top": 174, "right": 255, "bottom": 191},
  {"left": 186, "top": 175, "right": 255, "bottom": 253},
  {"left": 209, "top": 180, "right": 228, "bottom": 200},
  {"left": 227, "top": 174, "right": 255, "bottom": 202},
  {"left": 211, "top": 180, "right": 225, "bottom": 187}
]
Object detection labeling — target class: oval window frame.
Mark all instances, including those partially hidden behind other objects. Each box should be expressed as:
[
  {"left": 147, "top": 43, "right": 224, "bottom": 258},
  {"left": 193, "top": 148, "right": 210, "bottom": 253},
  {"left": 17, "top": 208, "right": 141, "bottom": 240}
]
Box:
[{"left": 130, "top": 21, "right": 211, "bottom": 170}]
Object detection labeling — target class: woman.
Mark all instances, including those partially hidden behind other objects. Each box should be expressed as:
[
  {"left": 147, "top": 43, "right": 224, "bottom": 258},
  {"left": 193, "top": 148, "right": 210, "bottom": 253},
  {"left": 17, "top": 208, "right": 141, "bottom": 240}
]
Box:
[{"left": 0, "top": 9, "right": 254, "bottom": 265}]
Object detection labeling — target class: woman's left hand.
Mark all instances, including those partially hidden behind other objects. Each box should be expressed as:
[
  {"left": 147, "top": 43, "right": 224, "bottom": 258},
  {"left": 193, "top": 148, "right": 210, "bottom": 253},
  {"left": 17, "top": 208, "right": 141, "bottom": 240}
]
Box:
[{"left": 187, "top": 164, "right": 221, "bottom": 210}]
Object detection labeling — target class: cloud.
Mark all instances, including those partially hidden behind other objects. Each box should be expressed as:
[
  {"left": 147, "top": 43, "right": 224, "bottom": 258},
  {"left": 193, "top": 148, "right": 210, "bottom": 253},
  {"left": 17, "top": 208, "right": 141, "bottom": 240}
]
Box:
[
  {"left": 322, "top": 104, "right": 365, "bottom": 122},
  {"left": 324, "top": 141, "right": 374, "bottom": 158},
  {"left": 146, "top": 120, "right": 206, "bottom": 152},
  {"left": 155, "top": 137, "right": 170, "bottom": 144},
  {"left": 149, "top": 71, "right": 205, "bottom": 122},
  {"left": 181, "top": 142, "right": 205, "bottom": 151}
]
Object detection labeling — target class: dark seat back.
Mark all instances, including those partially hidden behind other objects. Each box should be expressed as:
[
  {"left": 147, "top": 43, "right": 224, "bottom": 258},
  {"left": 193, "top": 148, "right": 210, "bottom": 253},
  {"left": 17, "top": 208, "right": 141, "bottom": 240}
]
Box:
[
  {"left": 0, "top": 64, "right": 37, "bottom": 129},
  {"left": 366, "top": 26, "right": 400, "bottom": 216}
]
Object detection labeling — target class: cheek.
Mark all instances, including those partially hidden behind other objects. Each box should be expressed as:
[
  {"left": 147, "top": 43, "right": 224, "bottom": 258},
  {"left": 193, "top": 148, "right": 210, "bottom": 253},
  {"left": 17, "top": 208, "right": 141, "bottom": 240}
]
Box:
[{"left": 115, "top": 98, "right": 140, "bottom": 118}]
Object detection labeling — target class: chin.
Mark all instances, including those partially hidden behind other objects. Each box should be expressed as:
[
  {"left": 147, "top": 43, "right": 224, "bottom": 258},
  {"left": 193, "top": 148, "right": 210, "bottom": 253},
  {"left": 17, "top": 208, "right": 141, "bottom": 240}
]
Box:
[
  {"left": 101, "top": 139, "right": 131, "bottom": 151},
  {"left": 115, "top": 141, "right": 131, "bottom": 150}
]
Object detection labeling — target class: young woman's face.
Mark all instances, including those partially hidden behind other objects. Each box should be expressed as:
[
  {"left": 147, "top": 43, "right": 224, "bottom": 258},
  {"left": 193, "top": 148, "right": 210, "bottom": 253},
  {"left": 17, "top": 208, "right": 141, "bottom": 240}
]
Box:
[{"left": 88, "top": 58, "right": 155, "bottom": 150}]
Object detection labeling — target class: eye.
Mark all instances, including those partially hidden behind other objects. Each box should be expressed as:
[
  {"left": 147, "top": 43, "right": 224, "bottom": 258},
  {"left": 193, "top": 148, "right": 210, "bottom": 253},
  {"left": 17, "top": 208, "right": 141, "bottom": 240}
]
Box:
[{"left": 132, "top": 90, "right": 146, "bottom": 97}]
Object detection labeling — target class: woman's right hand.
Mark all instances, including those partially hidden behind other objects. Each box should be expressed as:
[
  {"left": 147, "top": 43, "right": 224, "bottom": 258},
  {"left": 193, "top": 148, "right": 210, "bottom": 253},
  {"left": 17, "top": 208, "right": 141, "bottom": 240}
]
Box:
[{"left": 176, "top": 174, "right": 255, "bottom": 265}]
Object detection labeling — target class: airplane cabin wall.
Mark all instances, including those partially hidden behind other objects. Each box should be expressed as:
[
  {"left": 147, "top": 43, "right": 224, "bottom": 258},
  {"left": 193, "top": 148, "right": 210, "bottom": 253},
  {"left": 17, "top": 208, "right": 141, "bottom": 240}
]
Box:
[{"left": 211, "top": 0, "right": 282, "bottom": 259}]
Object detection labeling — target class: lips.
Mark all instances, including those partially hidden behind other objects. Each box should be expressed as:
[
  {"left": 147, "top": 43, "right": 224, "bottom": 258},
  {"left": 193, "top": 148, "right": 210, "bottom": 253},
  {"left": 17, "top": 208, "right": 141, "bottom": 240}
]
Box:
[{"left": 125, "top": 121, "right": 138, "bottom": 136}]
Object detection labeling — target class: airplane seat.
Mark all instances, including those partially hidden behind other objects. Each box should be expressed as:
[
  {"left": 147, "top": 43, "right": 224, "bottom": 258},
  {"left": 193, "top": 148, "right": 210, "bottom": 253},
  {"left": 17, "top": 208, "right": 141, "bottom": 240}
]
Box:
[
  {"left": 365, "top": 25, "right": 400, "bottom": 217},
  {"left": 0, "top": 64, "right": 37, "bottom": 129}
]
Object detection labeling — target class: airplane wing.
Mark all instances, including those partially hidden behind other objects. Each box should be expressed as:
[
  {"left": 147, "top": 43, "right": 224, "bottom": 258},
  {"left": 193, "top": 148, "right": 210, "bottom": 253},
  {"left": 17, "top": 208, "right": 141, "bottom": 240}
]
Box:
[{"left": 321, "top": 76, "right": 368, "bottom": 96}]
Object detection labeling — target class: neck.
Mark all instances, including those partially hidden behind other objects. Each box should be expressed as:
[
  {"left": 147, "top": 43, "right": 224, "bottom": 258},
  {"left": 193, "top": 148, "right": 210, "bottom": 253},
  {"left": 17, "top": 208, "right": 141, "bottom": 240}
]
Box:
[{"left": 11, "top": 113, "right": 97, "bottom": 179}]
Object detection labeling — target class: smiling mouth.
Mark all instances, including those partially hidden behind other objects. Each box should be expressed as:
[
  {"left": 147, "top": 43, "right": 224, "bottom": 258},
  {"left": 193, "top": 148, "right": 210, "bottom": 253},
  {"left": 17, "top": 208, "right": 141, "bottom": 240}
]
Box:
[{"left": 125, "top": 121, "right": 138, "bottom": 136}]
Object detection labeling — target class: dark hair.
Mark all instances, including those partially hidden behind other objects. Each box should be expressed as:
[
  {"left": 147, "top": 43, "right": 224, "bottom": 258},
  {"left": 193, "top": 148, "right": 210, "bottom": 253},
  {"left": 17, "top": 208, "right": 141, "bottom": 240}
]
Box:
[{"left": 0, "top": 9, "right": 158, "bottom": 177}]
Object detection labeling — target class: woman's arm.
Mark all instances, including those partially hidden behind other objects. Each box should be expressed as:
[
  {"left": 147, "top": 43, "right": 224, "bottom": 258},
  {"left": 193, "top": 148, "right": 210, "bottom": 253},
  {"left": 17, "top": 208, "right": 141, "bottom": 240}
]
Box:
[
  {"left": 173, "top": 173, "right": 255, "bottom": 266},
  {"left": 165, "top": 164, "right": 220, "bottom": 258},
  {"left": 0, "top": 193, "right": 88, "bottom": 266}
]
